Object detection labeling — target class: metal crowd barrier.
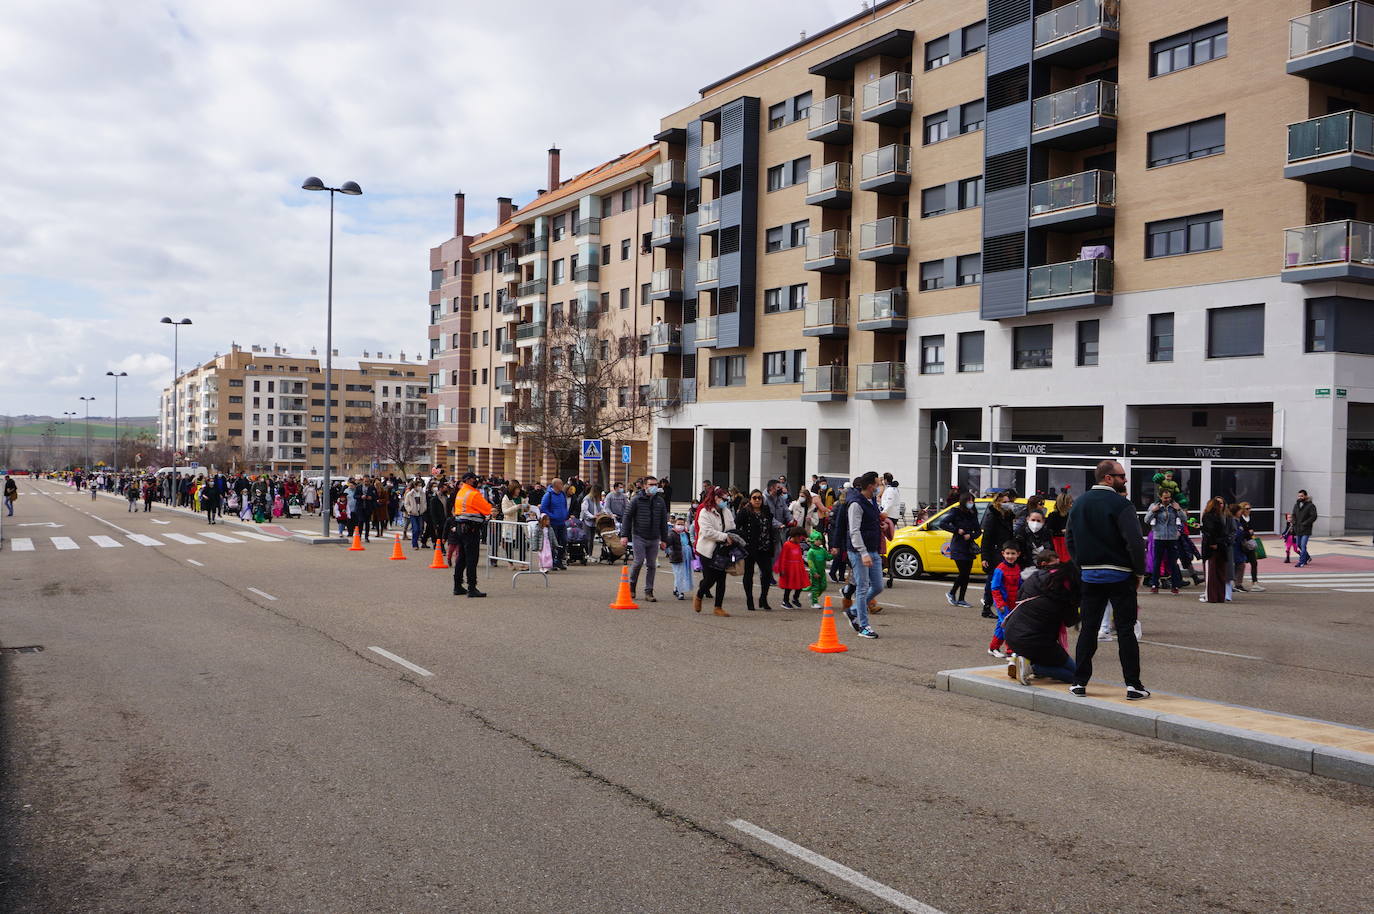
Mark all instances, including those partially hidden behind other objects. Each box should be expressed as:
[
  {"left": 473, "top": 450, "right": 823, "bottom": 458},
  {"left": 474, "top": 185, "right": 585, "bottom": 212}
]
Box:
[{"left": 485, "top": 519, "right": 549, "bottom": 588}]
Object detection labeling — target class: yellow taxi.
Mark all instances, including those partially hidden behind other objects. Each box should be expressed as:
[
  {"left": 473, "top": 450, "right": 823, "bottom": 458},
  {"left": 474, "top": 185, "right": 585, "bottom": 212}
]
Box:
[{"left": 884, "top": 497, "right": 1029, "bottom": 580}]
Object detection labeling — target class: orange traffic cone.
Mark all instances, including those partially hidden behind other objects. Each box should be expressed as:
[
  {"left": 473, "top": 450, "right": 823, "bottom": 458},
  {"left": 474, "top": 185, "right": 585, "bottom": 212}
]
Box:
[
  {"left": 429, "top": 545, "right": 448, "bottom": 569},
  {"left": 348, "top": 529, "right": 366, "bottom": 551},
  {"left": 808, "top": 596, "right": 848, "bottom": 653},
  {"left": 389, "top": 534, "right": 407, "bottom": 561},
  {"left": 609, "top": 566, "right": 638, "bottom": 610}
]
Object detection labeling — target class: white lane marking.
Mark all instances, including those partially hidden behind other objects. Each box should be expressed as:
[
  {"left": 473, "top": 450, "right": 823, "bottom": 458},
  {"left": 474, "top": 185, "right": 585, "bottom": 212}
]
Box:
[
  {"left": 1284, "top": 582, "right": 1374, "bottom": 588},
  {"left": 727, "top": 819, "right": 946, "bottom": 914},
  {"left": 230, "top": 530, "right": 281, "bottom": 542},
  {"left": 1138, "top": 640, "right": 1264, "bottom": 661},
  {"left": 127, "top": 534, "right": 164, "bottom": 546},
  {"left": 1267, "top": 574, "right": 1374, "bottom": 581},
  {"left": 163, "top": 533, "right": 205, "bottom": 545},
  {"left": 199, "top": 531, "right": 245, "bottom": 544},
  {"left": 187, "top": 559, "right": 204, "bottom": 566},
  {"left": 85, "top": 514, "right": 135, "bottom": 536},
  {"left": 876, "top": 601, "right": 904, "bottom": 609},
  {"left": 247, "top": 587, "right": 277, "bottom": 601},
  {"left": 51, "top": 537, "right": 79, "bottom": 550},
  {"left": 152, "top": 519, "right": 172, "bottom": 525},
  {"left": 10, "top": 538, "right": 34, "bottom": 552},
  {"left": 1335, "top": 588, "right": 1374, "bottom": 593},
  {"left": 367, "top": 646, "right": 435, "bottom": 678},
  {"left": 89, "top": 535, "right": 123, "bottom": 548}
]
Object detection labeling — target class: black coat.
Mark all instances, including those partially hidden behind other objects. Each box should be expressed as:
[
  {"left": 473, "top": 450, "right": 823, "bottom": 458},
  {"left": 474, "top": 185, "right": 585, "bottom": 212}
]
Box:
[
  {"left": 938, "top": 505, "right": 981, "bottom": 562},
  {"left": 736, "top": 507, "right": 775, "bottom": 556},
  {"left": 1003, "top": 565, "right": 1080, "bottom": 653},
  {"left": 981, "top": 504, "right": 1017, "bottom": 564}
]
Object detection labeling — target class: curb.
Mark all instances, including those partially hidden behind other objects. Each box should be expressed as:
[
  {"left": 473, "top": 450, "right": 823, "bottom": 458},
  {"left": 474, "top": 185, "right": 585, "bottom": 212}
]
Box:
[
  {"left": 937, "top": 666, "right": 1374, "bottom": 788},
  {"left": 76, "top": 485, "right": 340, "bottom": 545}
]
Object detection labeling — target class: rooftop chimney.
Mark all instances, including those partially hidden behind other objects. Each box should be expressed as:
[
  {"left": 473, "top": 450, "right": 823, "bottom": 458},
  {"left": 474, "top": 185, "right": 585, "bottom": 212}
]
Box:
[
  {"left": 548, "top": 146, "right": 561, "bottom": 191},
  {"left": 310, "top": 347, "right": 317, "bottom": 355},
  {"left": 453, "top": 192, "right": 465, "bottom": 237},
  {"left": 497, "top": 196, "right": 513, "bottom": 224}
]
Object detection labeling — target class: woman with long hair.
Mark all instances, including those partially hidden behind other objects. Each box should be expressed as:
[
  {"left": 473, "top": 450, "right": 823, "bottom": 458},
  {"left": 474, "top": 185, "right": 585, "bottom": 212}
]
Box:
[
  {"left": 693, "top": 486, "right": 736, "bottom": 617},
  {"left": 1199, "top": 496, "right": 1229, "bottom": 603},
  {"left": 938, "top": 491, "right": 981, "bottom": 608},
  {"left": 1046, "top": 491, "right": 1074, "bottom": 563},
  {"left": 736, "top": 488, "right": 777, "bottom": 611}
]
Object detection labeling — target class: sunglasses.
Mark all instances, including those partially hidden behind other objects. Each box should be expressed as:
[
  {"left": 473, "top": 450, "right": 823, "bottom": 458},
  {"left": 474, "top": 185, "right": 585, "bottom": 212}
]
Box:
[{"left": 750, "top": 495, "right": 763, "bottom": 500}]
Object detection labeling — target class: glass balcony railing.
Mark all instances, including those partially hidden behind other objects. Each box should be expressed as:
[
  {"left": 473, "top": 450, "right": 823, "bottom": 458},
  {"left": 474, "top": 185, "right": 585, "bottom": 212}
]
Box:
[
  {"left": 1287, "top": 110, "right": 1374, "bottom": 162},
  {"left": 804, "top": 298, "right": 849, "bottom": 328},
  {"left": 806, "top": 229, "right": 850, "bottom": 261},
  {"left": 859, "top": 216, "right": 910, "bottom": 251},
  {"left": 515, "top": 322, "right": 546, "bottom": 342},
  {"left": 1284, "top": 220, "right": 1374, "bottom": 267},
  {"left": 1028, "top": 258, "right": 1114, "bottom": 298},
  {"left": 696, "top": 258, "right": 719, "bottom": 285},
  {"left": 861, "top": 72, "right": 913, "bottom": 111},
  {"left": 500, "top": 340, "right": 514, "bottom": 355},
  {"left": 573, "top": 217, "right": 601, "bottom": 237},
  {"left": 1032, "top": 80, "right": 1118, "bottom": 131},
  {"left": 499, "top": 424, "right": 515, "bottom": 438},
  {"left": 860, "top": 144, "right": 912, "bottom": 182},
  {"left": 809, "top": 94, "right": 854, "bottom": 131},
  {"left": 807, "top": 162, "right": 852, "bottom": 195},
  {"left": 698, "top": 199, "right": 722, "bottom": 228},
  {"left": 649, "top": 378, "right": 681, "bottom": 402},
  {"left": 651, "top": 215, "right": 683, "bottom": 241},
  {"left": 501, "top": 258, "right": 520, "bottom": 276},
  {"left": 651, "top": 268, "right": 683, "bottom": 294},
  {"left": 518, "top": 236, "right": 548, "bottom": 257},
  {"left": 699, "top": 140, "right": 722, "bottom": 170},
  {"left": 649, "top": 322, "right": 682, "bottom": 348},
  {"left": 653, "top": 159, "right": 686, "bottom": 186},
  {"left": 802, "top": 365, "right": 847, "bottom": 394},
  {"left": 858, "top": 289, "right": 908, "bottom": 322},
  {"left": 856, "top": 362, "right": 906, "bottom": 392},
  {"left": 1290, "top": 1, "right": 1374, "bottom": 58},
  {"left": 572, "top": 264, "right": 599, "bottom": 283},
  {"left": 697, "top": 315, "right": 719, "bottom": 341},
  {"left": 1034, "top": 0, "right": 1120, "bottom": 48},
  {"left": 517, "top": 278, "right": 547, "bottom": 297},
  {"left": 1029, "top": 170, "right": 1117, "bottom": 215}
]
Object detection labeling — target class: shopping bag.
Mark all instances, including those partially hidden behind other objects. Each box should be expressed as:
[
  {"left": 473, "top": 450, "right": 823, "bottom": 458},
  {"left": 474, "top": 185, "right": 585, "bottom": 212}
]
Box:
[{"left": 1253, "top": 538, "right": 1267, "bottom": 560}]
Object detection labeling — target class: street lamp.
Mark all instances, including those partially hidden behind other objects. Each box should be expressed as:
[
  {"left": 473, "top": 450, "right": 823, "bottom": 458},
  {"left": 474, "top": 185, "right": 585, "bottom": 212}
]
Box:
[
  {"left": 301, "top": 176, "right": 363, "bottom": 538},
  {"left": 79, "top": 396, "right": 96, "bottom": 470},
  {"left": 106, "top": 371, "right": 127, "bottom": 470},
  {"left": 62, "top": 411, "right": 76, "bottom": 471},
  {"left": 161, "top": 317, "right": 192, "bottom": 500}
]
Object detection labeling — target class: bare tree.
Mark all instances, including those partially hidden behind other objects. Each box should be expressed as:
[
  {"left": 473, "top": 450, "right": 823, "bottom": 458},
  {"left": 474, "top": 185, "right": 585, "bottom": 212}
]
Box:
[
  {"left": 0, "top": 416, "right": 13, "bottom": 470},
  {"left": 358, "top": 407, "right": 427, "bottom": 479}
]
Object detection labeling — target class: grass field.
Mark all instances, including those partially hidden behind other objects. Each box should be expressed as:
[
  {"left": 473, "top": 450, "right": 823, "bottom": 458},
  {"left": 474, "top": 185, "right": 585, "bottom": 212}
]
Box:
[{"left": 6, "top": 421, "right": 157, "bottom": 440}]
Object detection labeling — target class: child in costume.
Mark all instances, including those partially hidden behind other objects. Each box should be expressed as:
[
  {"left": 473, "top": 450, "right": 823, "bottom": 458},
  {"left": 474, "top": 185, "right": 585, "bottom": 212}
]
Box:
[{"left": 804, "top": 529, "right": 830, "bottom": 608}]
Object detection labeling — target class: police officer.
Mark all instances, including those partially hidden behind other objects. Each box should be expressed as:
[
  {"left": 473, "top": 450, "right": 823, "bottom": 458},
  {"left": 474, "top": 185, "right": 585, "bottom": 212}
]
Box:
[{"left": 451, "top": 471, "right": 493, "bottom": 598}]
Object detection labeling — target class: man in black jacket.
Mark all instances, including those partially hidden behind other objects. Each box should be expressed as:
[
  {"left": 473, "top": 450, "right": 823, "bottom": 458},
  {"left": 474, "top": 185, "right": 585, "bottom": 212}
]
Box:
[
  {"left": 1291, "top": 489, "right": 1318, "bottom": 567},
  {"left": 1066, "top": 459, "right": 1149, "bottom": 700},
  {"left": 621, "top": 476, "right": 670, "bottom": 601}
]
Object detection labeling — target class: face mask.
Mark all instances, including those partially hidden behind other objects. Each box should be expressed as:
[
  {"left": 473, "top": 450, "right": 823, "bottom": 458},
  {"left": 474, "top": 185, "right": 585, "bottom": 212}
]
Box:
[
  {"left": 647, "top": 485, "right": 660, "bottom": 495},
  {"left": 1028, "top": 520, "right": 1044, "bottom": 532},
  {"left": 674, "top": 523, "right": 685, "bottom": 532}
]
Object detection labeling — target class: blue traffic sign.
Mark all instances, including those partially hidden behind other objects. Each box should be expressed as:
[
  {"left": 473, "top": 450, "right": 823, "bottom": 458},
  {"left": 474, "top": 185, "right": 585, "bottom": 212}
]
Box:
[
  {"left": 581, "top": 439, "right": 603, "bottom": 461},
  {"left": 621, "top": 445, "right": 632, "bottom": 464}
]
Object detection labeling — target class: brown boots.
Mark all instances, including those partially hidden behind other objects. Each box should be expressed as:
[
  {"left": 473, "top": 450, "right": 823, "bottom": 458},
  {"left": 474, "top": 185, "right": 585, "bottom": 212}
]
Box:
[{"left": 693, "top": 593, "right": 703, "bottom": 613}]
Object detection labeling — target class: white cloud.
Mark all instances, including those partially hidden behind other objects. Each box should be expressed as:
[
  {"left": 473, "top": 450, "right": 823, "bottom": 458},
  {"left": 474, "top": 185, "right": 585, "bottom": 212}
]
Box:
[{"left": 0, "top": 0, "right": 851, "bottom": 416}]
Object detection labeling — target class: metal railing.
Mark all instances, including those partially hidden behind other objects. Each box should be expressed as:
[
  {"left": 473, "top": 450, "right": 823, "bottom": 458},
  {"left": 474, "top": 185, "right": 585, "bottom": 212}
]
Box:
[
  {"left": 487, "top": 519, "right": 551, "bottom": 586},
  {"left": 698, "top": 198, "right": 721, "bottom": 228},
  {"left": 502, "top": 258, "right": 520, "bottom": 276},
  {"left": 696, "top": 258, "right": 719, "bottom": 285},
  {"left": 1032, "top": 80, "right": 1118, "bottom": 131},
  {"left": 572, "top": 264, "right": 599, "bottom": 283},
  {"left": 651, "top": 268, "right": 683, "bottom": 293},
  {"left": 1287, "top": 110, "right": 1374, "bottom": 162},
  {"left": 518, "top": 236, "right": 548, "bottom": 256},
  {"left": 518, "top": 278, "right": 547, "bottom": 297},
  {"left": 1028, "top": 258, "right": 1115, "bottom": 298},
  {"left": 700, "top": 140, "right": 722, "bottom": 170},
  {"left": 859, "top": 216, "right": 910, "bottom": 251},
  {"left": 649, "top": 322, "right": 682, "bottom": 348},
  {"left": 574, "top": 217, "right": 601, "bottom": 237},
  {"left": 1029, "top": 169, "right": 1117, "bottom": 215},
  {"left": 858, "top": 289, "right": 908, "bottom": 322},
  {"left": 1283, "top": 219, "right": 1374, "bottom": 267},
  {"left": 653, "top": 159, "right": 686, "bottom": 186},
  {"left": 809, "top": 94, "right": 854, "bottom": 131},
  {"left": 500, "top": 340, "right": 515, "bottom": 355},
  {"left": 697, "top": 315, "right": 719, "bottom": 342},
  {"left": 515, "top": 322, "right": 546, "bottom": 341},
  {"left": 1034, "top": 0, "right": 1120, "bottom": 48},
  {"left": 651, "top": 214, "right": 683, "bottom": 241},
  {"left": 807, "top": 162, "right": 852, "bottom": 195},
  {"left": 856, "top": 362, "right": 905, "bottom": 392},
  {"left": 861, "top": 72, "right": 913, "bottom": 111},
  {"left": 1290, "top": 1, "right": 1374, "bottom": 58},
  {"left": 803, "top": 365, "right": 847, "bottom": 394},
  {"left": 804, "top": 298, "right": 848, "bottom": 329},
  {"left": 860, "top": 144, "right": 912, "bottom": 182},
  {"left": 805, "top": 229, "right": 850, "bottom": 261}
]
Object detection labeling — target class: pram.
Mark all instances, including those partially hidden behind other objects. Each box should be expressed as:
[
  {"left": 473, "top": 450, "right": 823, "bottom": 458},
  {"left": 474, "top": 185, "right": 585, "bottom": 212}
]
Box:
[
  {"left": 595, "top": 513, "right": 628, "bottom": 563},
  {"left": 565, "top": 516, "right": 590, "bottom": 565}
]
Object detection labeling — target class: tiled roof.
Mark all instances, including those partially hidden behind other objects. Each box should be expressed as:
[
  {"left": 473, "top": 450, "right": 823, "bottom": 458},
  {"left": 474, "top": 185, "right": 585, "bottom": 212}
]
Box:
[{"left": 471, "top": 143, "right": 659, "bottom": 246}]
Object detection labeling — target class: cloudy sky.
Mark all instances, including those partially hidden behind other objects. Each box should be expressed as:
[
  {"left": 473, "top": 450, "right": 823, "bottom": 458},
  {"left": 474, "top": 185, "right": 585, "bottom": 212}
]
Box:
[{"left": 0, "top": 0, "right": 858, "bottom": 418}]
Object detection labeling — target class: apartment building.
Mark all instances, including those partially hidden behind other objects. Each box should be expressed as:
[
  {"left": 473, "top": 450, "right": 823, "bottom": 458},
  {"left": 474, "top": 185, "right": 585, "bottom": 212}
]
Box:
[
  {"left": 427, "top": 145, "right": 662, "bottom": 485},
  {"left": 636, "top": 0, "right": 1374, "bottom": 534},
  {"left": 158, "top": 344, "right": 430, "bottom": 476}
]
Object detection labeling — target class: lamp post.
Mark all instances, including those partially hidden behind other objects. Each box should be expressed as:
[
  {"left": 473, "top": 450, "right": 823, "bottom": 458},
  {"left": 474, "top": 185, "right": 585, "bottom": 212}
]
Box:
[
  {"left": 62, "top": 411, "right": 76, "bottom": 472},
  {"left": 161, "top": 317, "right": 193, "bottom": 501},
  {"left": 79, "top": 397, "right": 96, "bottom": 471},
  {"left": 301, "top": 176, "right": 363, "bottom": 538},
  {"left": 106, "top": 371, "right": 127, "bottom": 470}
]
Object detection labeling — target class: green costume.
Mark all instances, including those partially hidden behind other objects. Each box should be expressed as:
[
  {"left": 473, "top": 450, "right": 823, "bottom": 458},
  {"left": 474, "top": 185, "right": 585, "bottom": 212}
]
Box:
[{"left": 805, "top": 531, "right": 830, "bottom": 606}]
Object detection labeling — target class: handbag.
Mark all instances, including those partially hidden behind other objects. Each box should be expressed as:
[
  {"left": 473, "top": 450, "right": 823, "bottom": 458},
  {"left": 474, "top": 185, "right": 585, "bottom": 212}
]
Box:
[{"left": 1252, "top": 538, "right": 1267, "bottom": 560}]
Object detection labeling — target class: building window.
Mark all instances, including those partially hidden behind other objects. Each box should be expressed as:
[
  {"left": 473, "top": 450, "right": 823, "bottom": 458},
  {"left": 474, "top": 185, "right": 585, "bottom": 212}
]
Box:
[
  {"left": 1207, "top": 304, "right": 1264, "bottom": 358},
  {"left": 790, "top": 155, "right": 811, "bottom": 185},
  {"left": 793, "top": 91, "right": 812, "bottom": 121},
  {"left": 1306, "top": 299, "right": 1332, "bottom": 353},
  {"left": 768, "top": 101, "right": 787, "bottom": 129},
  {"left": 620, "top": 238, "right": 631, "bottom": 260},
  {"left": 765, "top": 226, "right": 785, "bottom": 252},
  {"left": 1014, "top": 324, "right": 1053, "bottom": 369},
  {"left": 1147, "top": 211, "right": 1223, "bottom": 257},
  {"left": 621, "top": 189, "right": 633, "bottom": 211},
  {"left": 956, "top": 253, "right": 982, "bottom": 286},
  {"left": 958, "top": 331, "right": 984, "bottom": 372},
  {"left": 1076, "top": 319, "right": 1100, "bottom": 366},
  {"left": 788, "top": 220, "right": 809, "bottom": 248},
  {"left": 641, "top": 282, "right": 651, "bottom": 306},
  {"left": 963, "top": 20, "right": 986, "bottom": 54},
  {"left": 1149, "top": 313, "right": 1175, "bottom": 362},
  {"left": 920, "top": 335, "right": 945, "bottom": 374},
  {"left": 919, "top": 259, "right": 945, "bottom": 291},
  {"left": 921, "top": 185, "right": 947, "bottom": 217},
  {"left": 766, "top": 163, "right": 786, "bottom": 191},
  {"left": 1152, "top": 19, "right": 1227, "bottom": 77},
  {"left": 709, "top": 354, "right": 746, "bottom": 387},
  {"left": 958, "top": 175, "right": 983, "bottom": 209},
  {"left": 960, "top": 99, "right": 985, "bottom": 134},
  {"left": 925, "top": 35, "right": 950, "bottom": 70},
  {"left": 788, "top": 283, "right": 808, "bottom": 310},
  {"left": 551, "top": 258, "right": 565, "bottom": 284},
  {"left": 430, "top": 269, "right": 443, "bottom": 291},
  {"left": 763, "top": 351, "right": 788, "bottom": 384},
  {"left": 764, "top": 288, "right": 783, "bottom": 313},
  {"left": 620, "top": 287, "right": 630, "bottom": 309},
  {"left": 923, "top": 111, "right": 950, "bottom": 144},
  {"left": 1148, "top": 115, "right": 1225, "bottom": 167}
]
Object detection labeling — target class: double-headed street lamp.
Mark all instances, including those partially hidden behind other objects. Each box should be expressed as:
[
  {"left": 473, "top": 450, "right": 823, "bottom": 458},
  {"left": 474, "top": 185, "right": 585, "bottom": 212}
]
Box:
[
  {"left": 301, "top": 176, "right": 363, "bottom": 538},
  {"left": 106, "top": 371, "right": 127, "bottom": 470},
  {"left": 79, "top": 396, "right": 96, "bottom": 470},
  {"left": 62, "top": 411, "right": 76, "bottom": 470},
  {"left": 161, "top": 317, "right": 192, "bottom": 495}
]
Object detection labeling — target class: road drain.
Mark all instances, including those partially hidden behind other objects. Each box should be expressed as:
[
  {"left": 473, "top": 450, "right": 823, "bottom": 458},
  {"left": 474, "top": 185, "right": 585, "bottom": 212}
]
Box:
[{"left": 1, "top": 645, "right": 45, "bottom": 654}]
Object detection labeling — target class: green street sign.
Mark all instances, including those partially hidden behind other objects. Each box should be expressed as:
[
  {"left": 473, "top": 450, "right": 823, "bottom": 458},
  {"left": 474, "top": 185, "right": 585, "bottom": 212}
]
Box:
[
  {"left": 1337, "top": 388, "right": 1348, "bottom": 398},
  {"left": 1315, "top": 388, "right": 1331, "bottom": 397}
]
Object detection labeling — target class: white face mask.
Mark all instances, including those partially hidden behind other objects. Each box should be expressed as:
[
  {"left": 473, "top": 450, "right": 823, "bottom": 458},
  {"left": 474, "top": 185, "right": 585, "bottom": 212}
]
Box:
[
  {"left": 1028, "top": 520, "right": 1044, "bottom": 532},
  {"left": 647, "top": 485, "right": 660, "bottom": 495}
]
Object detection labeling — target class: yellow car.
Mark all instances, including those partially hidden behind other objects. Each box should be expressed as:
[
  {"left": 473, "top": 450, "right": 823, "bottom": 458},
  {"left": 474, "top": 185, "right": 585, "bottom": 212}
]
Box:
[{"left": 884, "top": 497, "right": 1029, "bottom": 580}]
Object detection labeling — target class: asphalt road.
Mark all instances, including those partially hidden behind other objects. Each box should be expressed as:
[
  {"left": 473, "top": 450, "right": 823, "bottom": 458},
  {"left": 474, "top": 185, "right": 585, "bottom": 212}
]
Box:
[{"left": 2, "top": 478, "right": 1370, "bottom": 913}]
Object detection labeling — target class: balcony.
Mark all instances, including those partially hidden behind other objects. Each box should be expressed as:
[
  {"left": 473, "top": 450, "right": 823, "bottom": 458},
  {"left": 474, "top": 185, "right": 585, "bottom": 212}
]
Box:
[
  {"left": 696, "top": 315, "right": 719, "bottom": 347},
  {"left": 517, "top": 278, "right": 547, "bottom": 299},
  {"left": 804, "top": 229, "right": 851, "bottom": 273},
  {"left": 699, "top": 140, "right": 722, "bottom": 174},
  {"left": 1288, "top": 1, "right": 1374, "bottom": 87},
  {"left": 1028, "top": 170, "right": 1117, "bottom": 230},
  {"left": 648, "top": 322, "right": 683, "bottom": 354},
  {"left": 650, "top": 268, "right": 683, "bottom": 302},
  {"left": 1282, "top": 220, "right": 1374, "bottom": 284},
  {"left": 803, "top": 298, "right": 849, "bottom": 338},
  {"left": 805, "top": 162, "right": 852, "bottom": 208},
  {"left": 499, "top": 423, "right": 516, "bottom": 439},
  {"left": 574, "top": 217, "right": 601, "bottom": 239},
  {"left": 859, "top": 144, "right": 912, "bottom": 195},
  {"left": 1031, "top": 80, "right": 1118, "bottom": 149},
  {"left": 1028, "top": 258, "right": 1114, "bottom": 310},
  {"left": 860, "top": 72, "right": 913, "bottom": 125},
  {"left": 652, "top": 159, "right": 686, "bottom": 196},
  {"left": 807, "top": 94, "right": 854, "bottom": 144},
  {"left": 514, "top": 365, "right": 540, "bottom": 387},
  {"left": 651, "top": 214, "right": 684, "bottom": 249},
  {"left": 515, "top": 322, "right": 546, "bottom": 346},
  {"left": 500, "top": 340, "right": 515, "bottom": 357},
  {"left": 802, "top": 365, "right": 847, "bottom": 402},
  {"left": 648, "top": 378, "right": 682, "bottom": 407},
  {"left": 698, "top": 199, "right": 722, "bottom": 232},
  {"left": 573, "top": 264, "right": 599, "bottom": 284},
  {"left": 855, "top": 362, "right": 905, "bottom": 400},
  {"left": 695, "top": 257, "right": 719, "bottom": 288},
  {"left": 1285, "top": 110, "right": 1374, "bottom": 191},
  {"left": 858, "top": 216, "right": 910, "bottom": 263},
  {"left": 499, "top": 382, "right": 515, "bottom": 398},
  {"left": 502, "top": 258, "right": 521, "bottom": 277},
  {"left": 280, "top": 398, "right": 307, "bottom": 412},
  {"left": 1033, "top": 0, "right": 1121, "bottom": 66},
  {"left": 517, "top": 235, "right": 548, "bottom": 260},
  {"left": 499, "top": 292, "right": 518, "bottom": 314},
  {"left": 857, "top": 289, "right": 908, "bottom": 333}
]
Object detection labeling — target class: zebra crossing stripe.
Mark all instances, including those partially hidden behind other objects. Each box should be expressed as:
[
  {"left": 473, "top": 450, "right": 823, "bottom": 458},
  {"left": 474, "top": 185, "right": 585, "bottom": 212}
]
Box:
[
  {"left": 230, "top": 530, "right": 281, "bottom": 542},
  {"left": 127, "top": 534, "right": 164, "bottom": 546},
  {"left": 90, "top": 535, "right": 123, "bottom": 548},
  {"left": 163, "top": 533, "right": 205, "bottom": 545},
  {"left": 52, "top": 537, "right": 79, "bottom": 550},
  {"left": 10, "top": 538, "right": 34, "bottom": 552},
  {"left": 199, "top": 531, "right": 244, "bottom": 544}
]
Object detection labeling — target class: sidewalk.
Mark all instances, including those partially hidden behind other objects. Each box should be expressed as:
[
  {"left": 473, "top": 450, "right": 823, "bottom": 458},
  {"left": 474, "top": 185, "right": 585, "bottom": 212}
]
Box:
[
  {"left": 1256, "top": 533, "right": 1374, "bottom": 575},
  {"left": 938, "top": 666, "right": 1374, "bottom": 788}
]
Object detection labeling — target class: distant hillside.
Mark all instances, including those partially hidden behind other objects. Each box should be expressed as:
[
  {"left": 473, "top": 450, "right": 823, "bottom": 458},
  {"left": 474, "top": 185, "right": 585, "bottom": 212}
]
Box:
[{"left": 3, "top": 416, "right": 157, "bottom": 441}]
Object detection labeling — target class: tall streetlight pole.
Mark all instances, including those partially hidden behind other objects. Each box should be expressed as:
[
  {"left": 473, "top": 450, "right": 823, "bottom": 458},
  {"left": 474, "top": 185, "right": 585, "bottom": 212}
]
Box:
[
  {"left": 62, "top": 411, "right": 76, "bottom": 471},
  {"left": 106, "top": 371, "right": 127, "bottom": 470},
  {"left": 79, "top": 396, "right": 96, "bottom": 471},
  {"left": 161, "top": 317, "right": 193, "bottom": 501},
  {"left": 301, "top": 176, "right": 363, "bottom": 538}
]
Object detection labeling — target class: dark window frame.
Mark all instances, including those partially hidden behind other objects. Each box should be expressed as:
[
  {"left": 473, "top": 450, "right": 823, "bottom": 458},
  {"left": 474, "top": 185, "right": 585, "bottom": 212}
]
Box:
[
  {"left": 1207, "top": 304, "right": 1264, "bottom": 359},
  {"left": 1146, "top": 211, "right": 1223, "bottom": 258}
]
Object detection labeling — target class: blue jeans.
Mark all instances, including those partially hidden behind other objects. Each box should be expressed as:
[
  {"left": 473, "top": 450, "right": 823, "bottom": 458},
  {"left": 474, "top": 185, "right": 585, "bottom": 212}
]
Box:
[
  {"left": 408, "top": 514, "right": 425, "bottom": 547},
  {"left": 1296, "top": 534, "right": 1311, "bottom": 564},
  {"left": 1033, "top": 654, "right": 1077, "bottom": 683},
  {"left": 846, "top": 550, "right": 884, "bottom": 629},
  {"left": 551, "top": 523, "right": 568, "bottom": 566}
]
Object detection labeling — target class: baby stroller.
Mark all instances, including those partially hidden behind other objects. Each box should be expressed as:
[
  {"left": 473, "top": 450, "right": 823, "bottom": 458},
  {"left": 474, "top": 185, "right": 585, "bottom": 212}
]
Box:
[
  {"left": 565, "top": 516, "right": 590, "bottom": 565},
  {"left": 595, "top": 513, "right": 627, "bottom": 564}
]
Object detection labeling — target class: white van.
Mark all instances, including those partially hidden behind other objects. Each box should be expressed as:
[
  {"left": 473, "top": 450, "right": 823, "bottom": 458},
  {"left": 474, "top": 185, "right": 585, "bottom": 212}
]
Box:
[{"left": 152, "top": 466, "right": 209, "bottom": 479}]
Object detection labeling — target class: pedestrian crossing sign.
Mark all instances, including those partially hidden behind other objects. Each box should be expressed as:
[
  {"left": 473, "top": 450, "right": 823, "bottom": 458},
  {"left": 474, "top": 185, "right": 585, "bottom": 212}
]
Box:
[{"left": 581, "top": 439, "right": 603, "bottom": 460}]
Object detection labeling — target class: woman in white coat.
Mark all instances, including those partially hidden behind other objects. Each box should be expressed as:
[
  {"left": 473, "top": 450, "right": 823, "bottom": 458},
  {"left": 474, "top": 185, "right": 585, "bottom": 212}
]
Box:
[
  {"left": 693, "top": 486, "right": 736, "bottom": 617},
  {"left": 789, "top": 490, "right": 820, "bottom": 534}
]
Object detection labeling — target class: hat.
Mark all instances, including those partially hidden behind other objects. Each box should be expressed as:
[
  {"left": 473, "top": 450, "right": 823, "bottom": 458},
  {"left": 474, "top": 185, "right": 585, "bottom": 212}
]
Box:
[
  {"left": 461, "top": 471, "right": 478, "bottom": 482},
  {"left": 808, "top": 530, "right": 825, "bottom": 545}
]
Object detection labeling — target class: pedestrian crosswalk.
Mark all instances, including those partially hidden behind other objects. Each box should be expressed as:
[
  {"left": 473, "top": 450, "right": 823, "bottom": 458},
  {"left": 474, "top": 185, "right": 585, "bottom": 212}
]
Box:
[
  {"left": 5, "top": 531, "right": 283, "bottom": 553},
  {"left": 1266, "top": 572, "right": 1374, "bottom": 593}
]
